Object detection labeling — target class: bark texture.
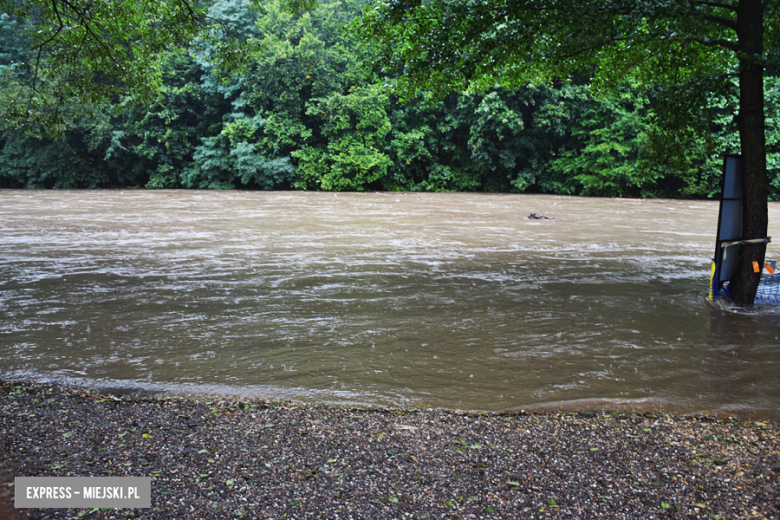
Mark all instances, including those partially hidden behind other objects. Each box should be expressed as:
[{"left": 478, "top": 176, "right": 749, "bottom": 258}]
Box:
[{"left": 728, "top": 0, "right": 768, "bottom": 306}]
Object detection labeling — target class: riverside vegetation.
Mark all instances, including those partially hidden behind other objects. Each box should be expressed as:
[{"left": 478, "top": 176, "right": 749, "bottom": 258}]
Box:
[{"left": 1, "top": 0, "right": 779, "bottom": 198}]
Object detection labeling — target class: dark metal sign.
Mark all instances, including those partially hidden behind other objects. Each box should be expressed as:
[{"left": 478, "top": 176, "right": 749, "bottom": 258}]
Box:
[{"left": 713, "top": 155, "right": 743, "bottom": 289}]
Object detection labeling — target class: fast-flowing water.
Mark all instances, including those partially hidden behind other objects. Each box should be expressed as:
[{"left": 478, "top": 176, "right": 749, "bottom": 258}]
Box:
[{"left": 2, "top": 190, "right": 779, "bottom": 417}]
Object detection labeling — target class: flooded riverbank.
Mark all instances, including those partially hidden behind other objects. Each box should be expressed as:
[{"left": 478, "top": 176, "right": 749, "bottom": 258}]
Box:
[{"left": 1, "top": 190, "right": 779, "bottom": 417}]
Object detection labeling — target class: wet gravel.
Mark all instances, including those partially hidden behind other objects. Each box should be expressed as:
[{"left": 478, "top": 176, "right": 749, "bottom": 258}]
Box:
[{"left": 1, "top": 381, "right": 779, "bottom": 519}]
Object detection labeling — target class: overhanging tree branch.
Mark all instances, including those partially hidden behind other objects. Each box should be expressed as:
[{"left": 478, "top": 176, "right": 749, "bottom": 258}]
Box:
[
  {"left": 690, "top": 37, "right": 739, "bottom": 52},
  {"left": 702, "top": 13, "right": 738, "bottom": 30},
  {"left": 693, "top": 1, "right": 738, "bottom": 11},
  {"left": 176, "top": 0, "right": 203, "bottom": 25}
]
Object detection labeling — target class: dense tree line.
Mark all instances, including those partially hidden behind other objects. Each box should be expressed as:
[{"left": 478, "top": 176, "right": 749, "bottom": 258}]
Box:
[{"left": 1, "top": 0, "right": 778, "bottom": 198}]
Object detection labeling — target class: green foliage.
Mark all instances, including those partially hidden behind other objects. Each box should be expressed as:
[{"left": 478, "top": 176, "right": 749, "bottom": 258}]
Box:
[
  {"left": 0, "top": 0, "right": 210, "bottom": 135},
  {"left": 542, "top": 84, "right": 660, "bottom": 197},
  {"left": 126, "top": 52, "right": 227, "bottom": 189},
  {"left": 384, "top": 89, "right": 542, "bottom": 193},
  {"left": 352, "top": 0, "right": 770, "bottom": 101},
  {"left": 192, "top": 0, "right": 261, "bottom": 98},
  {"left": 1, "top": 0, "right": 778, "bottom": 200},
  {"left": 0, "top": 134, "right": 109, "bottom": 188},
  {"left": 0, "top": 12, "right": 29, "bottom": 71},
  {"left": 182, "top": 114, "right": 294, "bottom": 189},
  {"left": 244, "top": 0, "right": 370, "bottom": 157},
  {"left": 294, "top": 85, "right": 392, "bottom": 190}
]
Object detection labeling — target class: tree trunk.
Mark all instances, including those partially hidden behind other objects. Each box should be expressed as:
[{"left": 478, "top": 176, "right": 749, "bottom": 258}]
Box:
[{"left": 728, "top": 0, "right": 768, "bottom": 306}]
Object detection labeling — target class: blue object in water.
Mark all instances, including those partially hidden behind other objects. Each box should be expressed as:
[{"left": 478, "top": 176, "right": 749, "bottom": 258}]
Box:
[{"left": 754, "top": 273, "right": 780, "bottom": 304}]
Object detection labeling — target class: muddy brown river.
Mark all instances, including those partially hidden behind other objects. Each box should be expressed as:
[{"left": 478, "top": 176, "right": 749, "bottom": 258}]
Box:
[{"left": 1, "top": 190, "right": 779, "bottom": 417}]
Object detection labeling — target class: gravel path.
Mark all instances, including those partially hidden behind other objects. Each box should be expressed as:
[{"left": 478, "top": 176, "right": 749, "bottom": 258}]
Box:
[{"left": 1, "top": 381, "right": 779, "bottom": 519}]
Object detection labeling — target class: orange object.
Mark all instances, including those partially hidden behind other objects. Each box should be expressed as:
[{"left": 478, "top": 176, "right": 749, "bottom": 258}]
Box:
[
  {"left": 765, "top": 263, "right": 776, "bottom": 274},
  {"left": 753, "top": 261, "right": 760, "bottom": 273}
]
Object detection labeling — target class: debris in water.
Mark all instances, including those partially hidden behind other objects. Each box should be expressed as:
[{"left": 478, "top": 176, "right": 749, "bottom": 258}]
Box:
[{"left": 528, "top": 213, "right": 555, "bottom": 220}]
